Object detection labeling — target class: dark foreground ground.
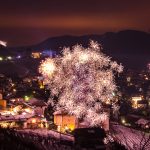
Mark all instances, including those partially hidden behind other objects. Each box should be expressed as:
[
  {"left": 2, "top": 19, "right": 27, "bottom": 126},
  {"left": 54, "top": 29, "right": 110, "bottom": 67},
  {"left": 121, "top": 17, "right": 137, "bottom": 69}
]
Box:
[
  {"left": 0, "top": 127, "right": 127, "bottom": 150},
  {"left": 0, "top": 128, "right": 73, "bottom": 150}
]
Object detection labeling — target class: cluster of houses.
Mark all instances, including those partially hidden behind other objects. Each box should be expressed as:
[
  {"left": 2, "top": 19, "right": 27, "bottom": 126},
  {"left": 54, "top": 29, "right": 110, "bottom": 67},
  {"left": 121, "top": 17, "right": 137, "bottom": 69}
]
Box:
[
  {"left": 0, "top": 92, "right": 150, "bottom": 133},
  {"left": 0, "top": 93, "right": 110, "bottom": 132},
  {"left": 0, "top": 95, "right": 48, "bottom": 129}
]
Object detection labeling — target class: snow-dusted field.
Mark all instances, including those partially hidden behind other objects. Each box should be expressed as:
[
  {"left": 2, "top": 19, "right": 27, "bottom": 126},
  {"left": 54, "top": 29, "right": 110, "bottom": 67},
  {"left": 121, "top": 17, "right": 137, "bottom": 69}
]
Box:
[
  {"left": 111, "top": 124, "right": 150, "bottom": 150},
  {"left": 16, "top": 128, "right": 74, "bottom": 150},
  {"left": 18, "top": 128, "right": 74, "bottom": 141},
  {"left": 0, "top": 113, "right": 34, "bottom": 121},
  {"left": 12, "top": 123, "right": 150, "bottom": 150}
]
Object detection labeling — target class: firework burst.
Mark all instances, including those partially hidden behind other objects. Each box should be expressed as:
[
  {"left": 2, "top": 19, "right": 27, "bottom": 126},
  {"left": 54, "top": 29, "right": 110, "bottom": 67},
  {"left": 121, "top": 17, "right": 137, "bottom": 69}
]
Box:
[{"left": 39, "top": 41, "right": 123, "bottom": 126}]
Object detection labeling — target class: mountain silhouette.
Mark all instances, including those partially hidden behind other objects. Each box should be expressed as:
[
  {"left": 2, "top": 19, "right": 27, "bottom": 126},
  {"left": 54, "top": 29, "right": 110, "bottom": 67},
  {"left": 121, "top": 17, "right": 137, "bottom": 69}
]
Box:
[{"left": 0, "top": 30, "right": 150, "bottom": 76}]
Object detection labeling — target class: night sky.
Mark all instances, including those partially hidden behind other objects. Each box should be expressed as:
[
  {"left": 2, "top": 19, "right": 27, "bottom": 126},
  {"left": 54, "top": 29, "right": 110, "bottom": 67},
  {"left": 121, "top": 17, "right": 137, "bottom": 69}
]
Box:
[{"left": 0, "top": 0, "right": 149, "bottom": 47}]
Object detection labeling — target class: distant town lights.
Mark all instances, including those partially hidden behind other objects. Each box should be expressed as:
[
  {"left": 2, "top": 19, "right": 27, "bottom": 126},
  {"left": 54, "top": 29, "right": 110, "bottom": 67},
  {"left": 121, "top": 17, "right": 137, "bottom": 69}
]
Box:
[
  {"left": 24, "top": 95, "right": 30, "bottom": 101},
  {"left": 7, "top": 56, "right": 12, "bottom": 60},
  {"left": 13, "top": 89, "right": 16, "bottom": 92},
  {"left": 16, "top": 55, "right": 21, "bottom": 59},
  {"left": 121, "top": 118, "right": 126, "bottom": 124},
  {"left": 0, "top": 57, "right": 3, "bottom": 61},
  {"left": 132, "top": 96, "right": 142, "bottom": 109}
]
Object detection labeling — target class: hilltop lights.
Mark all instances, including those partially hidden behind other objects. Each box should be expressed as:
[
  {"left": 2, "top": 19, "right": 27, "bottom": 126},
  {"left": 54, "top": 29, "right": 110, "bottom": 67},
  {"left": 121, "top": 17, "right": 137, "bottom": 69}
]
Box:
[
  {"left": 16, "top": 55, "right": 21, "bottom": 59},
  {"left": 7, "top": 56, "right": 12, "bottom": 60},
  {"left": 39, "top": 41, "right": 123, "bottom": 127}
]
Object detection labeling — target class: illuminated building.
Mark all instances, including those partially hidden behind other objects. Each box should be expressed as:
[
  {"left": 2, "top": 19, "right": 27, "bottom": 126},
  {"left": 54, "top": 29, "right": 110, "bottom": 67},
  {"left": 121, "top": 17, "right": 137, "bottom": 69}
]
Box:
[
  {"left": 131, "top": 96, "right": 147, "bottom": 109},
  {"left": 0, "top": 121, "right": 18, "bottom": 128},
  {"left": 54, "top": 110, "right": 110, "bottom": 132},
  {"left": 31, "top": 52, "right": 41, "bottom": 58},
  {"left": 0, "top": 94, "right": 7, "bottom": 108},
  {"left": 54, "top": 110, "right": 78, "bottom": 132},
  {"left": 0, "top": 100, "right": 7, "bottom": 108},
  {"left": 42, "top": 50, "right": 56, "bottom": 57},
  {"left": 24, "top": 117, "right": 48, "bottom": 129},
  {"left": 131, "top": 96, "right": 142, "bottom": 108}
]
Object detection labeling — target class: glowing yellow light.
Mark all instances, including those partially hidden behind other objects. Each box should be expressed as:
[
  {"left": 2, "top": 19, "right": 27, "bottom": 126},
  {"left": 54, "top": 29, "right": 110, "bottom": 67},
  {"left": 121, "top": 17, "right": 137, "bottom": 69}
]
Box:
[
  {"left": 0, "top": 57, "right": 3, "bottom": 61},
  {"left": 40, "top": 85, "right": 44, "bottom": 89},
  {"left": 69, "top": 124, "right": 75, "bottom": 131},
  {"left": 24, "top": 108, "right": 32, "bottom": 113},
  {"left": 57, "top": 125, "right": 61, "bottom": 132},
  {"left": 65, "top": 126, "right": 69, "bottom": 130},
  {"left": 0, "top": 122, "right": 9, "bottom": 128},
  {"left": 106, "top": 100, "right": 110, "bottom": 104},
  {"left": 31, "top": 52, "right": 41, "bottom": 58},
  {"left": 32, "top": 119, "right": 36, "bottom": 124},
  {"left": 13, "top": 89, "right": 16, "bottom": 92},
  {"left": 24, "top": 96, "right": 30, "bottom": 101},
  {"left": 122, "top": 119, "right": 126, "bottom": 124},
  {"left": 132, "top": 96, "right": 142, "bottom": 109},
  {"left": 13, "top": 106, "right": 22, "bottom": 113}
]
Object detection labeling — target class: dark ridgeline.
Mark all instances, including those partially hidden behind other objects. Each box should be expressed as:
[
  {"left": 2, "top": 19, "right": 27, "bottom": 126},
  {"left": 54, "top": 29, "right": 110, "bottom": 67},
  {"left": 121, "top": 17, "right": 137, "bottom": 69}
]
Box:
[
  {"left": 34, "top": 30, "right": 150, "bottom": 70},
  {"left": 0, "top": 30, "right": 150, "bottom": 77}
]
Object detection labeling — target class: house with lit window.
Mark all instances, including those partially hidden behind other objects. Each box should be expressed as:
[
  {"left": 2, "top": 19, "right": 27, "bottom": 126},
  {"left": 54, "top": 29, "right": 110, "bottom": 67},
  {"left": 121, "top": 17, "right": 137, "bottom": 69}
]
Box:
[
  {"left": 0, "top": 93, "right": 7, "bottom": 109},
  {"left": 131, "top": 96, "right": 148, "bottom": 109},
  {"left": 54, "top": 110, "right": 109, "bottom": 133}
]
